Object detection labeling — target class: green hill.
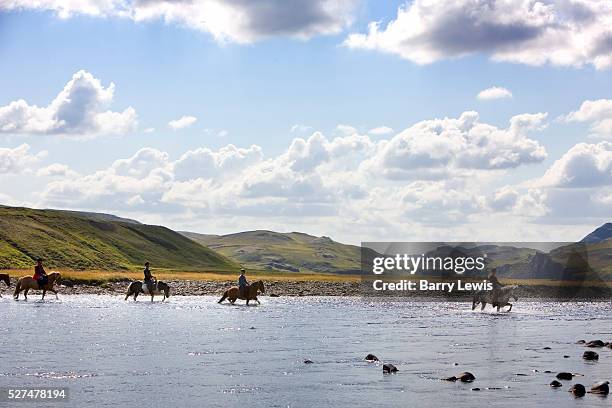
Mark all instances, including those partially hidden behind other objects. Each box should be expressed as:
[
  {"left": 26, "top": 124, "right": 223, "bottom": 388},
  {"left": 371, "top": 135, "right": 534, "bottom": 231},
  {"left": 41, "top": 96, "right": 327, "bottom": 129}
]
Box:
[
  {"left": 181, "top": 230, "right": 362, "bottom": 274},
  {"left": 0, "top": 206, "right": 236, "bottom": 271}
]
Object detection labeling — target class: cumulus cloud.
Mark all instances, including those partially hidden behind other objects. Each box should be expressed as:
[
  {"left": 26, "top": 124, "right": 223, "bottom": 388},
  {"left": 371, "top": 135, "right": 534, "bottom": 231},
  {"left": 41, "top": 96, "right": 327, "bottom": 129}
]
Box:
[
  {"left": 565, "top": 99, "right": 612, "bottom": 139},
  {"left": 0, "top": 144, "right": 46, "bottom": 174},
  {"left": 0, "top": 70, "right": 137, "bottom": 137},
  {"left": 345, "top": 0, "right": 612, "bottom": 69},
  {"left": 168, "top": 115, "right": 197, "bottom": 130},
  {"left": 368, "top": 126, "right": 394, "bottom": 135},
  {"left": 364, "top": 111, "right": 547, "bottom": 180},
  {"left": 537, "top": 141, "right": 612, "bottom": 188},
  {"left": 36, "top": 163, "right": 78, "bottom": 177},
  {"left": 477, "top": 86, "right": 513, "bottom": 100},
  {"left": 1, "top": 0, "right": 358, "bottom": 43}
]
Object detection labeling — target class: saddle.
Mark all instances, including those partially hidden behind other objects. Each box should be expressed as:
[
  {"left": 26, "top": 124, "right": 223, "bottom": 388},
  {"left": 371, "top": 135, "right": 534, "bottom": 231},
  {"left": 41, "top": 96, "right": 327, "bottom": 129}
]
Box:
[{"left": 142, "top": 281, "right": 157, "bottom": 294}]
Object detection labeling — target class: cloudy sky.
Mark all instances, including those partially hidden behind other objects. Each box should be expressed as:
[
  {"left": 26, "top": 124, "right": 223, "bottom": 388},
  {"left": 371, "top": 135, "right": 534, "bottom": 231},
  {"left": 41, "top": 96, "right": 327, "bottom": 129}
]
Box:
[{"left": 0, "top": 0, "right": 610, "bottom": 244}]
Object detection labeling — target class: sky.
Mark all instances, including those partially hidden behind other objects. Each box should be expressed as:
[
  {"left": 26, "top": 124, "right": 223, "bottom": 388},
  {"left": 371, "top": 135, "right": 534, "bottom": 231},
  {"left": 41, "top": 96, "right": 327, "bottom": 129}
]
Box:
[{"left": 0, "top": 0, "right": 610, "bottom": 244}]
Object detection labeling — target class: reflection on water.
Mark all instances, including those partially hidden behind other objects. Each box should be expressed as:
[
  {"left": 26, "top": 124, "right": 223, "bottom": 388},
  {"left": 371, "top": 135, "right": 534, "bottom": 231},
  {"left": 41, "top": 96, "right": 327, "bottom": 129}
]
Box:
[{"left": 0, "top": 295, "right": 610, "bottom": 408}]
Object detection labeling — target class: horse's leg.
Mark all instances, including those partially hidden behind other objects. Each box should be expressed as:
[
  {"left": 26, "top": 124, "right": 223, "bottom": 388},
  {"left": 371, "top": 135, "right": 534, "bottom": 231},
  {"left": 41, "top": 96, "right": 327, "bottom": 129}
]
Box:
[
  {"left": 507, "top": 303, "right": 512, "bottom": 312},
  {"left": 125, "top": 290, "right": 131, "bottom": 301},
  {"left": 24, "top": 288, "right": 29, "bottom": 300},
  {"left": 151, "top": 294, "right": 154, "bottom": 303},
  {"left": 42, "top": 289, "right": 46, "bottom": 300},
  {"left": 480, "top": 301, "right": 486, "bottom": 311},
  {"left": 50, "top": 288, "right": 58, "bottom": 300},
  {"left": 134, "top": 292, "right": 138, "bottom": 301}
]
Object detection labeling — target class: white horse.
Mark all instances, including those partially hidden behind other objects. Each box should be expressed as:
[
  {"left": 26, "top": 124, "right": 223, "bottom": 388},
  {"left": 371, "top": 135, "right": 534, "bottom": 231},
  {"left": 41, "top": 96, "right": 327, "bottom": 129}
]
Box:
[{"left": 472, "top": 285, "right": 519, "bottom": 312}]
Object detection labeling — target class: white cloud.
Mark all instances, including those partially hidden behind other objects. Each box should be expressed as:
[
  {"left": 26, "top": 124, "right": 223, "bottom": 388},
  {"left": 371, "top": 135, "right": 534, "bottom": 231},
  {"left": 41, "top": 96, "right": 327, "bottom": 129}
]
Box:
[
  {"left": 143, "top": 127, "right": 155, "bottom": 133},
  {"left": 368, "top": 126, "right": 394, "bottom": 135},
  {"left": 290, "top": 124, "right": 312, "bottom": 133},
  {"left": 36, "top": 163, "right": 77, "bottom": 177},
  {"left": 336, "top": 124, "right": 357, "bottom": 135},
  {"left": 168, "top": 115, "right": 197, "bottom": 130},
  {"left": 364, "top": 111, "right": 547, "bottom": 180},
  {"left": 0, "top": 70, "right": 137, "bottom": 137},
  {"left": 537, "top": 141, "right": 612, "bottom": 188},
  {"left": 477, "top": 86, "right": 513, "bottom": 100},
  {"left": 2, "top": 0, "right": 358, "bottom": 44},
  {"left": 345, "top": 0, "right": 612, "bottom": 69},
  {"left": 565, "top": 99, "right": 612, "bottom": 139},
  {"left": 0, "top": 144, "right": 46, "bottom": 174}
]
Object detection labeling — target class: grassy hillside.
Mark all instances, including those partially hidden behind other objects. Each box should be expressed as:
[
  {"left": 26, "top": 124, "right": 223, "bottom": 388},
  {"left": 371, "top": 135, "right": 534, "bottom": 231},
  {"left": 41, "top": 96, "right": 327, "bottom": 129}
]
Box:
[
  {"left": 181, "top": 230, "right": 362, "bottom": 274},
  {"left": 0, "top": 206, "right": 236, "bottom": 271}
]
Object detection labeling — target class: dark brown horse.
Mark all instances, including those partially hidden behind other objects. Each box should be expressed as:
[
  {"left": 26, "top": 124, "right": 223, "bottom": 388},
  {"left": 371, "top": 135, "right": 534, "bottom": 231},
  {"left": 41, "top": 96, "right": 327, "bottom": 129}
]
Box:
[
  {"left": 218, "top": 280, "right": 265, "bottom": 305},
  {"left": 14, "top": 272, "right": 61, "bottom": 300},
  {"left": 0, "top": 274, "right": 10, "bottom": 298}
]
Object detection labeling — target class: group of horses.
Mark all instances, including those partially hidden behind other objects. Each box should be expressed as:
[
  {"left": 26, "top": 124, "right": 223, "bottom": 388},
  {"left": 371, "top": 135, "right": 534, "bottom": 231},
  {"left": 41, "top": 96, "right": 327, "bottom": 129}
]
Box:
[
  {"left": 0, "top": 272, "right": 519, "bottom": 310},
  {"left": 0, "top": 272, "right": 267, "bottom": 304}
]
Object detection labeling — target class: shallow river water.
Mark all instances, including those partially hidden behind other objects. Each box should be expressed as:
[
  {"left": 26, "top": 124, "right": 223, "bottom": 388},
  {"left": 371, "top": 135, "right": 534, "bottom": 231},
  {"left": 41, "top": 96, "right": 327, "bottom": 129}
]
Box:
[{"left": 0, "top": 295, "right": 610, "bottom": 407}]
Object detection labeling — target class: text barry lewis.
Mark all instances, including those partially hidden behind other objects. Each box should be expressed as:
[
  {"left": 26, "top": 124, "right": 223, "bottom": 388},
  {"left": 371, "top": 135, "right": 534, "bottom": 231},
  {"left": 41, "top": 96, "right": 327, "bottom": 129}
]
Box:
[{"left": 372, "top": 280, "right": 493, "bottom": 293}]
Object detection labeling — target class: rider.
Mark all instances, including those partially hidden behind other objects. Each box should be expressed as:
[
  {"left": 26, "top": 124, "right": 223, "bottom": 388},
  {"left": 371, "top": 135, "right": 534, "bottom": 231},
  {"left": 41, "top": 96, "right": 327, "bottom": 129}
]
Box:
[
  {"left": 238, "top": 268, "right": 249, "bottom": 298},
  {"left": 33, "top": 258, "right": 48, "bottom": 288},
  {"left": 488, "top": 268, "right": 502, "bottom": 306},
  {"left": 143, "top": 262, "right": 155, "bottom": 294}
]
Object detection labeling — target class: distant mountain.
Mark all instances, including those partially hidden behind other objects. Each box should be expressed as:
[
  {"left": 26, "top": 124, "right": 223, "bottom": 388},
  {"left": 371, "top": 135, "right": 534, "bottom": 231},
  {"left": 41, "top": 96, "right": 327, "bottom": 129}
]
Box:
[
  {"left": 181, "top": 230, "right": 362, "bottom": 274},
  {"left": 0, "top": 206, "right": 236, "bottom": 271},
  {"left": 581, "top": 223, "right": 612, "bottom": 244}
]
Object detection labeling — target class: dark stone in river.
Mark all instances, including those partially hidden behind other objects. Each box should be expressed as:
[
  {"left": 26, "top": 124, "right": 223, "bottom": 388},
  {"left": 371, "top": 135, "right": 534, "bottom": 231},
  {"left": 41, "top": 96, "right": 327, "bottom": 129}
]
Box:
[
  {"left": 382, "top": 364, "right": 398, "bottom": 374},
  {"left": 443, "top": 372, "right": 475, "bottom": 382},
  {"left": 269, "top": 294, "right": 280, "bottom": 297},
  {"left": 556, "top": 372, "right": 574, "bottom": 380},
  {"left": 550, "top": 380, "right": 562, "bottom": 388},
  {"left": 303, "top": 359, "right": 313, "bottom": 364},
  {"left": 576, "top": 340, "right": 586, "bottom": 344},
  {"left": 583, "top": 351, "right": 599, "bottom": 360},
  {"left": 365, "top": 354, "right": 379, "bottom": 362},
  {"left": 543, "top": 346, "right": 551, "bottom": 350},
  {"left": 471, "top": 387, "right": 480, "bottom": 391},
  {"left": 590, "top": 381, "right": 609, "bottom": 395},
  {"left": 569, "top": 384, "right": 586, "bottom": 397},
  {"left": 585, "top": 340, "right": 605, "bottom": 347}
]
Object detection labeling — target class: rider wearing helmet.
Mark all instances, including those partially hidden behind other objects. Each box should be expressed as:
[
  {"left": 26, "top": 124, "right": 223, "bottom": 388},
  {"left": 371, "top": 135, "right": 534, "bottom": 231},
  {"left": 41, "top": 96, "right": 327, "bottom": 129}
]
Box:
[{"left": 143, "top": 262, "right": 155, "bottom": 294}]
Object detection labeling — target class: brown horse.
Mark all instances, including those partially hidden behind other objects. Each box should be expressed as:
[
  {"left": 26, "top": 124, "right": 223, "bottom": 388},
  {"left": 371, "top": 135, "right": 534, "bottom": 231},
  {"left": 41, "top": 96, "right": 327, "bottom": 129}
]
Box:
[
  {"left": 14, "top": 272, "right": 61, "bottom": 300},
  {"left": 0, "top": 273, "right": 10, "bottom": 298},
  {"left": 218, "top": 280, "right": 265, "bottom": 305},
  {"left": 125, "top": 280, "right": 170, "bottom": 302}
]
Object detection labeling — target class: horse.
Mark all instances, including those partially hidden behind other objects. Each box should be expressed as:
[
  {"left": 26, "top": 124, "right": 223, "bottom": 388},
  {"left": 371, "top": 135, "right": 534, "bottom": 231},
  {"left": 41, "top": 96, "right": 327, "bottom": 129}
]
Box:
[
  {"left": 472, "top": 285, "right": 519, "bottom": 312},
  {"left": 125, "top": 280, "right": 170, "bottom": 302},
  {"left": 0, "top": 273, "right": 10, "bottom": 298},
  {"left": 218, "top": 280, "right": 265, "bottom": 305},
  {"left": 13, "top": 272, "right": 61, "bottom": 300}
]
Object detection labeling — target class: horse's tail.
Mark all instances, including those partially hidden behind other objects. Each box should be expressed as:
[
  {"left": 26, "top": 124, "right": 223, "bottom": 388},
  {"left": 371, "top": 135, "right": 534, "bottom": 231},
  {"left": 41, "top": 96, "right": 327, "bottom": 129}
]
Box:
[
  {"left": 218, "top": 290, "right": 228, "bottom": 304},
  {"left": 13, "top": 279, "right": 21, "bottom": 298}
]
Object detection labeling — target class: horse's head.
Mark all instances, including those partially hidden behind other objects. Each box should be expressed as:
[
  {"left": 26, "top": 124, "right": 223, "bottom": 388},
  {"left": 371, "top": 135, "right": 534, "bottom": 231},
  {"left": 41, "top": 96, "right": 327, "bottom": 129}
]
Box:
[
  {"left": 159, "top": 281, "right": 170, "bottom": 298},
  {"left": 256, "top": 280, "right": 265, "bottom": 294},
  {"left": 49, "top": 272, "right": 61, "bottom": 285}
]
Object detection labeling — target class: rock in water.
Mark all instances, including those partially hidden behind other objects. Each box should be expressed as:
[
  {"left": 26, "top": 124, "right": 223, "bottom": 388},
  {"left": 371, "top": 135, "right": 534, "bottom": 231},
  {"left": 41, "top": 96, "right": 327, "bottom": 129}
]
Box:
[
  {"left": 589, "top": 381, "right": 609, "bottom": 395},
  {"left": 550, "top": 380, "right": 562, "bottom": 388},
  {"left": 583, "top": 351, "right": 599, "bottom": 361},
  {"left": 569, "top": 384, "right": 586, "bottom": 397},
  {"left": 457, "top": 372, "right": 476, "bottom": 382},
  {"left": 576, "top": 340, "right": 586, "bottom": 344},
  {"left": 303, "top": 359, "right": 313, "bottom": 364},
  {"left": 383, "top": 364, "right": 398, "bottom": 374},
  {"left": 365, "top": 354, "right": 379, "bottom": 362},
  {"left": 586, "top": 340, "right": 605, "bottom": 348},
  {"left": 556, "top": 372, "right": 574, "bottom": 381}
]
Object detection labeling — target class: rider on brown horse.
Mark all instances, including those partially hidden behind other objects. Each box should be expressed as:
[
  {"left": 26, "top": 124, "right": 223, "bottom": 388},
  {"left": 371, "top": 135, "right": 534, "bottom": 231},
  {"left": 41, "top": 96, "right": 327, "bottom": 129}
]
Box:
[
  {"left": 238, "top": 268, "right": 249, "bottom": 298},
  {"left": 33, "top": 258, "right": 48, "bottom": 289}
]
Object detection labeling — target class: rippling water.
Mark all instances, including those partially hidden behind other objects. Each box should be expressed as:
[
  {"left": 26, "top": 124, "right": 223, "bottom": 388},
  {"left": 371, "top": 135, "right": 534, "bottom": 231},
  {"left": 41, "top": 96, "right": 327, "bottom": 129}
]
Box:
[{"left": 0, "top": 295, "right": 610, "bottom": 408}]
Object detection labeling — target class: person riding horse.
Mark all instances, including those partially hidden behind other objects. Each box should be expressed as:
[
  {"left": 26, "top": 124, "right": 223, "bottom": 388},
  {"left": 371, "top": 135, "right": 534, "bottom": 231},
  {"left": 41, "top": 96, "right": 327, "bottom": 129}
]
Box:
[
  {"left": 143, "top": 262, "right": 156, "bottom": 294},
  {"left": 238, "top": 268, "right": 249, "bottom": 299},
  {"left": 488, "top": 268, "right": 502, "bottom": 306},
  {"left": 33, "top": 258, "right": 48, "bottom": 289}
]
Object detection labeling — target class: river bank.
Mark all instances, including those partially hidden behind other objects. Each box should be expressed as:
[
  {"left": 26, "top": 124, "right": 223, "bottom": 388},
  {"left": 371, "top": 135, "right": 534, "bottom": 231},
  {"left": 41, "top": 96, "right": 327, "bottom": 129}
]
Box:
[{"left": 2, "top": 277, "right": 611, "bottom": 299}]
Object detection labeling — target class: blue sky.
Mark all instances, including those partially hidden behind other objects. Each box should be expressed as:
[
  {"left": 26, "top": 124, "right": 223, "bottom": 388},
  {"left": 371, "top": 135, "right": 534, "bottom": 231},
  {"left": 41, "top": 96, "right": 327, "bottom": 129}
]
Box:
[{"left": 0, "top": 1, "right": 610, "bottom": 243}]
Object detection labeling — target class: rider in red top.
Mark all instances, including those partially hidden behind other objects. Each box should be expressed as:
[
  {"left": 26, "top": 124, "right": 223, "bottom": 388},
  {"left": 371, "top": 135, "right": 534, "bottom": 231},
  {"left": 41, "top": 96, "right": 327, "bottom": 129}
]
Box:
[{"left": 33, "top": 258, "right": 48, "bottom": 287}]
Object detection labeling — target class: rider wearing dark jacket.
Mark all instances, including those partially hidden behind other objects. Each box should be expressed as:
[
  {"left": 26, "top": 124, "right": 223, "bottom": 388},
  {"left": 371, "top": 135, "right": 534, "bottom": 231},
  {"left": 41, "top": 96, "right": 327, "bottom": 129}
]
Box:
[
  {"left": 488, "top": 268, "right": 501, "bottom": 305},
  {"left": 238, "top": 268, "right": 248, "bottom": 298},
  {"left": 143, "top": 262, "right": 155, "bottom": 294}
]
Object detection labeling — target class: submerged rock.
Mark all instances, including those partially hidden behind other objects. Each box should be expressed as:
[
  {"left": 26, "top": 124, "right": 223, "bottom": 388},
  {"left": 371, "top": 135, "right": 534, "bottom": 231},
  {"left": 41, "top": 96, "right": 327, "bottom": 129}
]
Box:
[
  {"left": 365, "top": 354, "right": 379, "bottom": 362},
  {"left": 589, "top": 381, "right": 609, "bottom": 395},
  {"left": 443, "top": 372, "right": 475, "bottom": 383},
  {"left": 586, "top": 340, "right": 605, "bottom": 348},
  {"left": 303, "top": 359, "right": 314, "bottom": 364},
  {"left": 576, "top": 340, "right": 586, "bottom": 344},
  {"left": 550, "top": 380, "right": 562, "bottom": 388},
  {"left": 383, "top": 364, "right": 398, "bottom": 374},
  {"left": 583, "top": 351, "right": 599, "bottom": 361},
  {"left": 556, "top": 372, "right": 574, "bottom": 381},
  {"left": 569, "top": 384, "right": 586, "bottom": 397}
]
